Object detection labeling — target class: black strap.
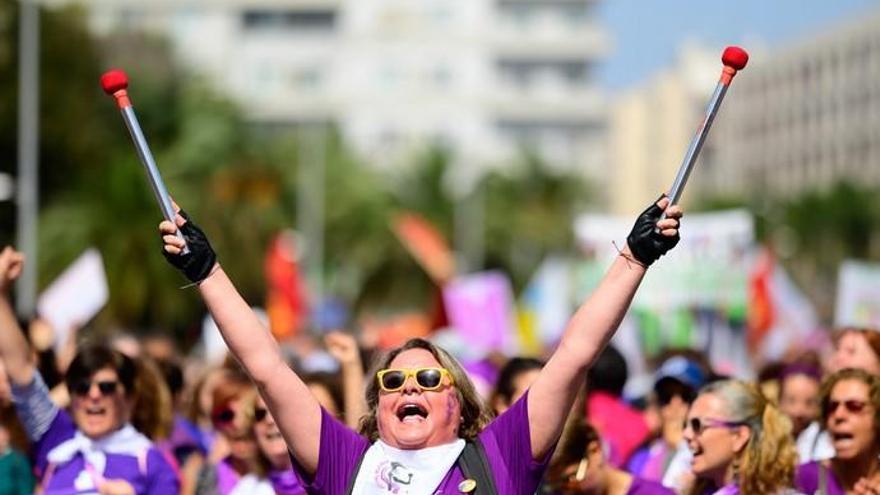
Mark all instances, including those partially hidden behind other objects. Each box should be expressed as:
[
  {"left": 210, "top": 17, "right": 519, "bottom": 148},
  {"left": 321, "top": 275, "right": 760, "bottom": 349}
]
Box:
[
  {"left": 456, "top": 438, "right": 498, "bottom": 495},
  {"left": 345, "top": 450, "right": 367, "bottom": 495},
  {"left": 344, "top": 438, "right": 498, "bottom": 495}
]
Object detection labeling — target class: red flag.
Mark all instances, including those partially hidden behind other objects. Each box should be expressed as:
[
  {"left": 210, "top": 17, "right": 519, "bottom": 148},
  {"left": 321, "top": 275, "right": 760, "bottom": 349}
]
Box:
[
  {"left": 392, "top": 212, "right": 455, "bottom": 285},
  {"left": 265, "top": 232, "right": 308, "bottom": 341},
  {"left": 747, "top": 247, "right": 775, "bottom": 351}
]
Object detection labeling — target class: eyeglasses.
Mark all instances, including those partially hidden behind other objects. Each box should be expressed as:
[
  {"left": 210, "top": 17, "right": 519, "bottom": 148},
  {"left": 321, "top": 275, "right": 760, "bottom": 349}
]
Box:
[
  {"left": 376, "top": 367, "right": 453, "bottom": 393},
  {"left": 685, "top": 417, "right": 747, "bottom": 436},
  {"left": 72, "top": 380, "right": 119, "bottom": 397},
  {"left": 212, "top": 407, "right": 236, "bottom": 425},
  {"left": 254, "top": 407, "right": 269, "bottom": 423},
  {"left": 825, "top": 399, "right": 869, "bottom": 416}
]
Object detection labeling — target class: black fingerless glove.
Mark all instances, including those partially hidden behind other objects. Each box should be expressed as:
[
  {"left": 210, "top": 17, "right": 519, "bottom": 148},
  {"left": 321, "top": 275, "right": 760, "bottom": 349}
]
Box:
[
  {"left": 162, "top": 210, "right": 218, "bottom": 283},
  {"left": 626, "top": 196, "right": 680, "bottom": 266}
]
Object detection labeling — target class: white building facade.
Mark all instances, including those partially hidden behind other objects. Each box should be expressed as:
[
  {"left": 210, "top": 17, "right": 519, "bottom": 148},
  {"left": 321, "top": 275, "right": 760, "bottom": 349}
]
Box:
[
  {"left": 60, "top": 0, "right": 609, "bottom": 177},
  {"left": 607, "top": 43, "right": 721, "bottom": 214},
  {"left": 708, "top": 10, "right": 880, "bottom": 198}
]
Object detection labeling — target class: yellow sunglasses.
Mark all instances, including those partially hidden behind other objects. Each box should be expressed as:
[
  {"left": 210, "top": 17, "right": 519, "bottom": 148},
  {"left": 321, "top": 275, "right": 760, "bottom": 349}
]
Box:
[{"left": 376, "top": 367, "right": 454, "bottom": 392}]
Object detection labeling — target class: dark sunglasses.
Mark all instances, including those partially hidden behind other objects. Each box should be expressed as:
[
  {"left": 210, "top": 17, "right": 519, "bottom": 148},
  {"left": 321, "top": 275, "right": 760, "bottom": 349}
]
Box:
[
  {"left": 376, "top": 368, "right": 453, "bottom": 393},
  {"left": 72, "top": 380, "right": 119, "bottom": 397},
  {"left": 685, "top": 417, "right": 747, "bottom": 436},
  {"left": 825, "top": 399, "right": 868, "bottom": 415},
  {"left": 212, "top": 408, "right": 236, "bottom": 425},
  {"left": 254, "top": 407, "right": 269, "bottom": 423}
]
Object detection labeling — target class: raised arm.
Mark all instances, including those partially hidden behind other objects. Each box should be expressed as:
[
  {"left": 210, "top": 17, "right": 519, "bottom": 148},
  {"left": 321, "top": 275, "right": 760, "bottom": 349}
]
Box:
[
  {"left": 0, "top": 247, "right": 36, "bottom": 387},
  {"left": 526, "top": 197, "right": 682, "bottom": 459},
  {"left": 159, "top": 211, "right": 323, "bottom": 473},
  {"left": 324, "top": 331, "right": 367, "bottom": 428}
]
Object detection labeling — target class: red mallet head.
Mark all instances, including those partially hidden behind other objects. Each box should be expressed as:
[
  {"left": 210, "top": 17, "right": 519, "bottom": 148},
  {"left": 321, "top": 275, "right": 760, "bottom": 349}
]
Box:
[
  {"left": 100, "top": 69, "right": 131, "bottom": 108},
  {"left": 719, "top": 46, "right": 748, "bottom": 85},
  {"left": 722, "top": 46, "right": 749, "bottom": 71},
  {"left": 100, "top": 69, "right": 128, "bottom": 94}
]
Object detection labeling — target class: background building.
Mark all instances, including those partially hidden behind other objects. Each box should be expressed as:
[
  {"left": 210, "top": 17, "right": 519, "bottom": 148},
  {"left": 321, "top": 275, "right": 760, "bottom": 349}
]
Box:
[
  {"left": 708, "top": 10, "right": 880, "bottom": 198},
  {"left": 607, "top": 43, "right": 719, "bottom": 214},
  {"left": 56, "top": 0, "right": 610, "bottom": 180}
]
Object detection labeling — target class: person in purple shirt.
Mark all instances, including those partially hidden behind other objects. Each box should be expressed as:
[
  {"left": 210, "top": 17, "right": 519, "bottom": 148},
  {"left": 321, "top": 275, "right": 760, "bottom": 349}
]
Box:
[
  {"left": 544, "top": 417, "right": 674, "bottom": 495},
  {"left": 158, "top": 195, "right": 682, "bottom": 494},
  {"left": 0, "top": 247, "right": 179, "bottom": 495},
  {"left": 251, "top": 394, "right": 305, "bottom": 495},
  {"left": 683, "top": 380, "right": 798, "bottom": 495},
  {"left": 794, "top": 368, "right": 880, "bottom": 495}
]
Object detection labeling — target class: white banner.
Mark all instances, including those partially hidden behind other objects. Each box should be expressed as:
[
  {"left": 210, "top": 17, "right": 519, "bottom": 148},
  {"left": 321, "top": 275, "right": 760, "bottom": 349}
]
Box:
[
  {"left": 574, "top": 209, "right": 754, "bottom": 308},
  {"left": 835, "top": 261, "right": 880, "bottom": 329},
  {"left": 37, "top": 249, "right": 108, "bottom": 350}
]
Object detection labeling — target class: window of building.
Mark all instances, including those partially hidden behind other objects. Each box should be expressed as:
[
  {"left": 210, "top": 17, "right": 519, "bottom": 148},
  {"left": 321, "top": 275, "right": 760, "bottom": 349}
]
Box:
[
  {"left": 292, "top": 67, "right": 322, "bottom": 90},
  {"left": 242, "top": 10, "right": 336, "bottom": 32},
  {"left": 428, "top": 4, "right": 453, "bottom": 26},
  {"left": 431, "top": 65, "right": 453, "bottom": 89}
]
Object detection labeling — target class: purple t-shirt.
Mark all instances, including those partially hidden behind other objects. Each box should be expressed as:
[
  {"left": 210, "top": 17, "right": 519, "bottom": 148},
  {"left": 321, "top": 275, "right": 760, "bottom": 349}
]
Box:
[
  {"left": 545, "top": 475, "right": 675, "bottom": 495},
  {"left": 13, "top": 373, "right": 179, "bottom": 495},
  {"left": 795, "top": 461, "right": 844, "bottom": 495},
  {"left": 269, "top": 467, "right": 307, "bottom": 495},
  {"left": 293, "top": 392, "right": 551, "bottom": 494},
  {"left": 627, "top": 477, "right": 676, "bottom": 495}
]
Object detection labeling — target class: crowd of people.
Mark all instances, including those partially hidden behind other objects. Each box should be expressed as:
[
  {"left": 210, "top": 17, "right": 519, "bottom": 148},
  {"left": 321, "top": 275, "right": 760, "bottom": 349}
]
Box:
[{"left": 0, "top": 195, "right": 877, "bottom": 494}]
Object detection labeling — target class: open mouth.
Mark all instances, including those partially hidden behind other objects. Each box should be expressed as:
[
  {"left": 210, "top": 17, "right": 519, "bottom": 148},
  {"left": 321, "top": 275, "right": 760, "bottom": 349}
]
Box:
[
  {"left": 84, "top": 406, "right": 107, "bottom": 417},
  {"left": 396, "top": 403, "right": 428, "bottom": 423},
  {"left": 831, "top": 431, "right": 855, "bottom": 445},
  {"left": 263, "top": 427, "right": 283, "bottom": 441}
]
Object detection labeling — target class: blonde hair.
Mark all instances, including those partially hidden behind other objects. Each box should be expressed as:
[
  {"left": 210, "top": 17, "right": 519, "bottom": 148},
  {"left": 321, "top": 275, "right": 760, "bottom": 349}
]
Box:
[
  {"left": 240, "top": 390, "right": 273, "bottom": 476},
  {"left": 688, "top": 379, "right": 797, "bottom": 495},
  {"left": 358, "top": 338, "right": 494, "bottom": 441}
]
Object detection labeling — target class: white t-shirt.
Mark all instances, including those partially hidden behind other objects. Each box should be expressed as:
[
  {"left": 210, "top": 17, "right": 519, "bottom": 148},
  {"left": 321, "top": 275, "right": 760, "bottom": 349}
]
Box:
[{"left": 796, "top": 421, "right": 834, "bottom": 463}]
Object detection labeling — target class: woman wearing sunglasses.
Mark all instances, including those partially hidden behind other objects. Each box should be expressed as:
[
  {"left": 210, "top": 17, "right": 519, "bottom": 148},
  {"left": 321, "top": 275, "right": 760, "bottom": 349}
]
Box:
[
  {"left": 544, "top": 418, "right": 673, "bottom": 494},
  {"left": 250, "top": 394, "right": 306, "bottom": 495},
  {"left": 794, "top": 368, "right": 880, "bottom": 495},
  {"left": 0, "top": 247, "right": 179, "bottom": 495},
  {"left": 159, "top": 195, "right": 681, "bottom": 494},
  {"left": 194, "top": 371, "right": 275, "bottom": 495},
  {"left": 683, "top": 380, "right": 798, "bottom": 495}
]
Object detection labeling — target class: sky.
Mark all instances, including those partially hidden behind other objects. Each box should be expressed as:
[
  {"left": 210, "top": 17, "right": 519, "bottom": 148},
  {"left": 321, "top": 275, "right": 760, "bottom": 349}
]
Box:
[{"left": 597, "top": 0, "right": 879, "bottom": 91}]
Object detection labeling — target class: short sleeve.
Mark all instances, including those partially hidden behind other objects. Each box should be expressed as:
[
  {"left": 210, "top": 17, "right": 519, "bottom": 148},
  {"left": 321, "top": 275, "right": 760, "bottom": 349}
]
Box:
[
  {"left": 30, "top": 409, "right": 77, "bottom": 477},
  {"left": 290, "top": 408, "right": 369, "bottom": 495},
  {"left": 479, "top": 391, "right": 553, "bottom": 492},
  {"left": 145, "top": 448, "right": 180, "bottom": 495},
  {"left": 793, "top": 462, "right": 819, "bottom": 494}
]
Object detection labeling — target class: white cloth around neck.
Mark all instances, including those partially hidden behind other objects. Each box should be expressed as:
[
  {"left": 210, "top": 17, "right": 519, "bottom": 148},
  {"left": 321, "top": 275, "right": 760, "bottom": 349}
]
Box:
[
  {"left": 351, "top": 439, "right": 465, "bottom": 494},
  {"left": 47, "top": 424, "right": 153, "bottom": 480}
]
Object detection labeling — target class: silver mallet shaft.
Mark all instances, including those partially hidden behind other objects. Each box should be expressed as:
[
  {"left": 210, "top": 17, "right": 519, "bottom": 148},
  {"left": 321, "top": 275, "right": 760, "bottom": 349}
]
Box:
[
  {"left": 660, "top": 46, "right": 749, "bottom": 221},
  {"left": 101, "top": 69, "right": 189, "bottom": 254},
  {"left": 666, "top": 80, "right": 729, "bottom": 207}
]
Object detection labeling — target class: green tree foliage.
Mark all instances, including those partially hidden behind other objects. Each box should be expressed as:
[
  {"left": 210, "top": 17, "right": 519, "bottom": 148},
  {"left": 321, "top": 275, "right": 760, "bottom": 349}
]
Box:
[
  {"left": 777, "top": 181, "right": 880, "bottom": 319},
  {"left": 483, "top": 153, "right": 591, "bottom": 289},
  {"left": 696, "top": 182, "right": 880, "bottom": 322},
  {"left": 4, "top": 2, "right": 596, "bottom": 338},
  {"left": 0, "top": 1, "right": 122, "bottom": 245}
]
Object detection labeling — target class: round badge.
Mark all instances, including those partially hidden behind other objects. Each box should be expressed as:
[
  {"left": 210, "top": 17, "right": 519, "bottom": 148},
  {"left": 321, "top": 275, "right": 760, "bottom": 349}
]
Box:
[{"left": 458, "top": 478, "right": 477, "bottom": 493}]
